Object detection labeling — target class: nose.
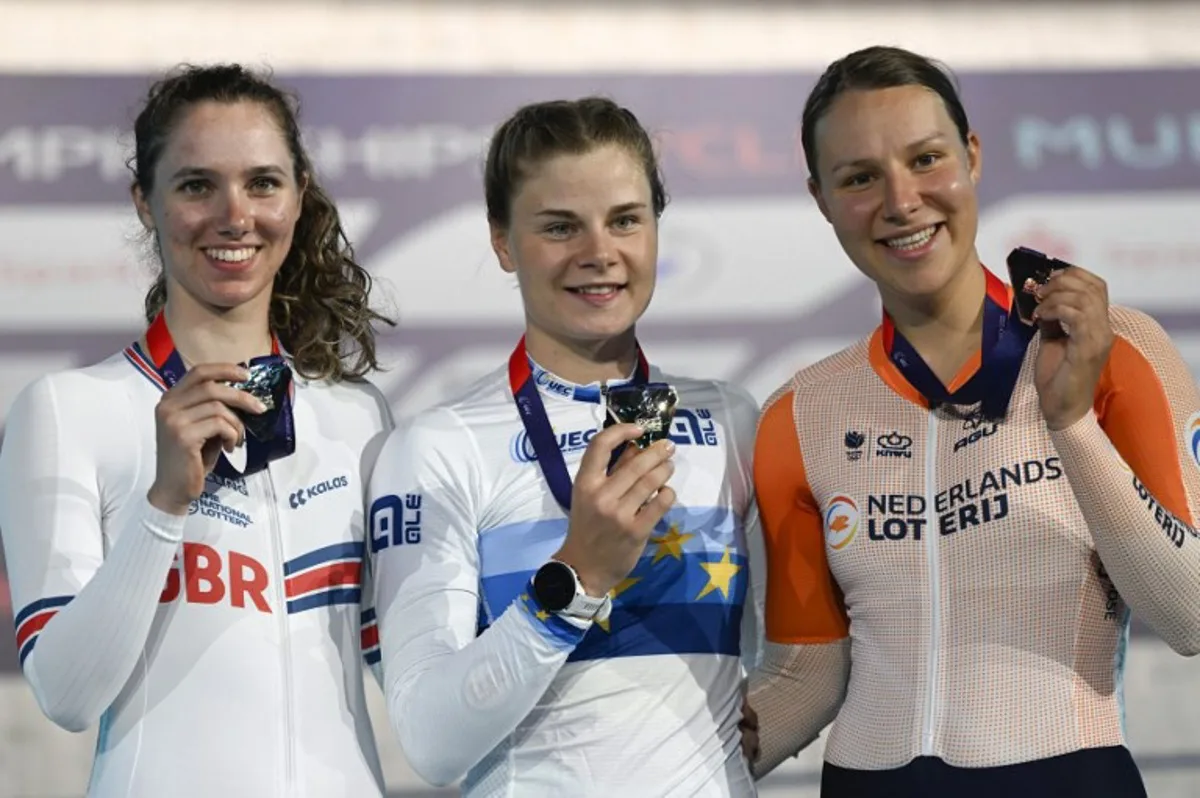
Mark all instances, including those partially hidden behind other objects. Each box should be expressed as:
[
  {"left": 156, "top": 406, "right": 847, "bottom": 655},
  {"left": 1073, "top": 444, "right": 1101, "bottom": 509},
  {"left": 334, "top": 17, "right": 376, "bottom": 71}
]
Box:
[
  {"left": 577, "top": 226, "right": 618, "bottom": 269},
  {"left": 881, "top": 169, "right": 921, "bottom": 225},
  {"left": 216, "top": 187, "right": 250, "bottom": 237}
]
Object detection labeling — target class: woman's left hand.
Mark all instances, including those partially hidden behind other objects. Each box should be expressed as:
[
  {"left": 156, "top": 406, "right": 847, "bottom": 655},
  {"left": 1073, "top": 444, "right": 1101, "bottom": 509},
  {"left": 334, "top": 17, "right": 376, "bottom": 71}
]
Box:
[{"left": 1032, "top": 266, "right": 1114, "bottom": 430}]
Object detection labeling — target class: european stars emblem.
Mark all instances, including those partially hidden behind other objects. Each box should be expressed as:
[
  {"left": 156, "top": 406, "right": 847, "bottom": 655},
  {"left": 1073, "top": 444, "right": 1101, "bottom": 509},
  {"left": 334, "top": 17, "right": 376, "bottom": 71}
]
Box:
[
  {"left": 596, "top": 576, "right": 641, "bottom": 633},
  {"left": 650, "top": 523, "right": 695, "bottom": 564},
  {"left": 695, "top": 547, "right": 740, "bottom": 601}
]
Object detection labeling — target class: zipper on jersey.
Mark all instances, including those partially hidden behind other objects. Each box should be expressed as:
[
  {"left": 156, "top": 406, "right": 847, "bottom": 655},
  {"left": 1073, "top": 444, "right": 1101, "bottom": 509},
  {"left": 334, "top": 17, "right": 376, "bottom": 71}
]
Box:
[
  {"left": 920, "top": 410, "right": 941, "bottom": 756},
  {"left": 263, "top": 471, "right": 297, "bottom": 795}
]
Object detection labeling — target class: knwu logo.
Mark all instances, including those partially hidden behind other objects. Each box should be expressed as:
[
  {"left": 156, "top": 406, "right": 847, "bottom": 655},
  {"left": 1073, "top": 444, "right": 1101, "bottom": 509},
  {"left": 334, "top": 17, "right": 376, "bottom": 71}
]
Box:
[
  {"left": 289, "top": 475, "right": 350, "bottom": 510},
  {"left": 876, "top": 432, "right": 913, "bottom": 459}
]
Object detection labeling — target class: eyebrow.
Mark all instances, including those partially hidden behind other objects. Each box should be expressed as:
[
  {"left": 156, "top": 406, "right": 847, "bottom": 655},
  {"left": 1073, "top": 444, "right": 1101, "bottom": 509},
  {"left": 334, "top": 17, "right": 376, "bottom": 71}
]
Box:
[
  {"left": 829, "top": 133, "right": 948, "bottom": 174},
  {"left": 534, "top": 201, "right": 649, "bottom": 219},
  {"left": 168, "top": 164, "right": 288, "bottom": 182}
]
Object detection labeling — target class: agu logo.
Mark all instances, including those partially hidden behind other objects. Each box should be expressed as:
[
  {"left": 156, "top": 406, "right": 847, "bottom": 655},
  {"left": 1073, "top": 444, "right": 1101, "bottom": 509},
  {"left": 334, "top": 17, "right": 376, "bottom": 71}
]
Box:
[
  {"left": 824, "top": 495, "right": 860, "bottom": 550},
  {"left": 1187, "top": 412, "right": 1200, "bottom": 471}
]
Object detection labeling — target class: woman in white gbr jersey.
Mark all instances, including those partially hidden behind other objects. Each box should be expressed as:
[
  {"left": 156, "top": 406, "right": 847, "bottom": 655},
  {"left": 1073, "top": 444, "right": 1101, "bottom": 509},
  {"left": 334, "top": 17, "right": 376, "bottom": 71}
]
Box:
[
  {"left": 368, "top": 97, "right": 765, "bottom": 796},
  {"left": 0, "top": 65, "right": 395, "bottom": 797}
]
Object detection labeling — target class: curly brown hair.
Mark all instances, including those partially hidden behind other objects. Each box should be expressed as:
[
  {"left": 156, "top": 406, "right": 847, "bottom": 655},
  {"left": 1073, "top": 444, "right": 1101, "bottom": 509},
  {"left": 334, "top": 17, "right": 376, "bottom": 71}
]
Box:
[{"left": 130, "top": 63, "right": 394, "bottom": 382}]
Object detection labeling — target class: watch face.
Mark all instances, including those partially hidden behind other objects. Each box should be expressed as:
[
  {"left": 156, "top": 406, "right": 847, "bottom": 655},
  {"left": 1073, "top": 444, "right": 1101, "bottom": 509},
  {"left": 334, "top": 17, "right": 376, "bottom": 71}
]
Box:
[{"left": 533, "top": 562, "right": 576, "bottom": 612}]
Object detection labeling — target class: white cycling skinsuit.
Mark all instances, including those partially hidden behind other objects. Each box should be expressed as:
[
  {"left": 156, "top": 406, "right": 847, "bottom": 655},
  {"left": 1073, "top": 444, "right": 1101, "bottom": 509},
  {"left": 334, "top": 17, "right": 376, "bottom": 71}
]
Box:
[
  {"left": 368, "top": 354, "right": 765, "bottom": 797},
  {"left": 0, "top": 340, "right": 392, "bottom": 798}
]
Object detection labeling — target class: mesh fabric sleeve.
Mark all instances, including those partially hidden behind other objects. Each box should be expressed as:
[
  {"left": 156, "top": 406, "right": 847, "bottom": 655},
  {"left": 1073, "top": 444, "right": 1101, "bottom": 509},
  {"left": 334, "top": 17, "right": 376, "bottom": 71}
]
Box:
[
  {"left": 0, "top": 374, "right": 184, "bottom": 732},
  {"left": 368, "top": 407, "right": 587, "bottom": 788},
  {"left": 745, "top": 388, "right": 851, "bottom": 778},
  {"left": 1048, "top": 306, "right": 1200, "bottom": 656}
]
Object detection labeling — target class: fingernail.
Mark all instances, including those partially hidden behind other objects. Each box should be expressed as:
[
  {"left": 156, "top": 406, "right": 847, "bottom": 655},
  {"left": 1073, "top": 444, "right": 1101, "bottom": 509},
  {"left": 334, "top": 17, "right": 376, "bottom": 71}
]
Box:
[
  {"left": 253, "top": 398, "right": 268, "bottom": 413},
  {"left": 664, "top": 440, "right": 676, "bottom": 454}
]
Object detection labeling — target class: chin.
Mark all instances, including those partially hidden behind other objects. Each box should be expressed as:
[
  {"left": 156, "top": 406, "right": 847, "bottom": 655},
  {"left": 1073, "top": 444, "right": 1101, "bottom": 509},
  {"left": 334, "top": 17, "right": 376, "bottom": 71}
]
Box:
[
  {"left": 561, "top": 318, "right": 638, "bottom": 344},
  {"left": 202, "top": 284, "right": 273, "bottom": 311},
  {"left": 875, "top": 259, "right": 961, "bottom": 299}
]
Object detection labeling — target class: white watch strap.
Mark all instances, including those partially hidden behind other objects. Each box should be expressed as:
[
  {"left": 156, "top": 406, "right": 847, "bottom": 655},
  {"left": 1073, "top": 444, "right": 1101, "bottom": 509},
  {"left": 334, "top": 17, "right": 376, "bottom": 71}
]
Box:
[
  {"left": 563, "top": 590, "right": 612, "bottom": 622},
  {"left": 554, "top": 560, "right": 613, "bottom": 622}
]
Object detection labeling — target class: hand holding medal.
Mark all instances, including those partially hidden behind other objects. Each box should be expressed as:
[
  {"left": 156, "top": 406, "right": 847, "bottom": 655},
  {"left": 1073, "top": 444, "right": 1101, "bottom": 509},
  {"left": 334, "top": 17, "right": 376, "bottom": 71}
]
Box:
[
  {"left": 147, "top": 362, "right": 272, "bottom": 516},
  {"left": 140, "top": 311, "right": 297, "bottom": 515},
  {"left": 553, "top": 422, "right": 678, "bottom": 599}
]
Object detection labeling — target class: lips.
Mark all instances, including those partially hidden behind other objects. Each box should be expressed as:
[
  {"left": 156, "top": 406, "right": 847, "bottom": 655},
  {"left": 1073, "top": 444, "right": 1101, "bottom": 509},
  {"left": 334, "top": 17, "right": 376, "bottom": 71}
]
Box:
[
  {"left": 204, "top": 246, "right": 259, "bottom": 263},
  {"left": 567, "top": 283, "right": 625, "bottom": 296},
  {"left": 880, "top": 224, "right": 941, "bottom": 250}
]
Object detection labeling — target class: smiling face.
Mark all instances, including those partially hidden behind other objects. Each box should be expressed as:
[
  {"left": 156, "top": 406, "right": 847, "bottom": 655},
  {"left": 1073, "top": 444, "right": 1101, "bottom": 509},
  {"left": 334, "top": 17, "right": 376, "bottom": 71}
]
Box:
[
  {"left": 491, "top": 143, "right": 658, "bottom": 354},
  {"left": 808, "top": 84, "right": 983, "bottom": 309},
  {"left": 133, "top": 99, "right": 305, "bottom": 320}
]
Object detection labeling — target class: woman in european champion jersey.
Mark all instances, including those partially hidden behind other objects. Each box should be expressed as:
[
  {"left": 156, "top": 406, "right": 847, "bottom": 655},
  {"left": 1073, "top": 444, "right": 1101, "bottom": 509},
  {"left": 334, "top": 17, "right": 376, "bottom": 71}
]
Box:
[
  {"left": 745, "top": 45, "right": 1200, "bottom": 798},
  {"left": 0, "top": 65, "right": 395, "bottom": 796},
  {"left": 367, "top": 97, "right": 765, "bottom": 796}
]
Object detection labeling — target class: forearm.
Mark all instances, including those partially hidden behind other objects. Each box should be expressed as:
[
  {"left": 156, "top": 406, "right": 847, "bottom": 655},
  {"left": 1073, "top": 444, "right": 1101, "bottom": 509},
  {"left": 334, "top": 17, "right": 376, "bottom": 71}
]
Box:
[
  {"left": 386, "top": 591, "right": 585, "bottom": 786},
  {"left": 747, "top": 639, "right": 851, "bottom": 778},
  {"left": 25, "top": 501, "right": 185, "bottom": 731},
  {"left": 1052, "top": 412, "right": 1200, "bottom": 655}
]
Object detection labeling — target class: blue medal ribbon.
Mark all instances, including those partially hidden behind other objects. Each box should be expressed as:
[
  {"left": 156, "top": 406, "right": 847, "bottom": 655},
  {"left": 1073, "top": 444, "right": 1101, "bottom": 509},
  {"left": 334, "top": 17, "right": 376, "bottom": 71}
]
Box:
[
  {"left": 134, "top": 310, "right": 296, "bottom": 479},
  {"left": 882, "top": 269, "right": 1035, "bottom": 421},
  {"left": 507, "top": 335, "right": 650, "bottom": 512}
]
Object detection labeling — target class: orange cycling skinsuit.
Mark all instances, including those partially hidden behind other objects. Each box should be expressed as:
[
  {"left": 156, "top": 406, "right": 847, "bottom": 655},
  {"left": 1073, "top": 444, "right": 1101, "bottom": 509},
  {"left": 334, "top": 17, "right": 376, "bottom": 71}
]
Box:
[{"left": 754, "top": 267, "right": 1200, "bottom": 797}]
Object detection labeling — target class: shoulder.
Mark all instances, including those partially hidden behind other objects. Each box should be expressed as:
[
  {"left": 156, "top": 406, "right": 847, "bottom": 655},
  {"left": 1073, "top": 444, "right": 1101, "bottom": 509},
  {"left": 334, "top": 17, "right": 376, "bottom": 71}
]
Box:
[
  {"left": 299, "top": 374, "right": 396, "bottom": 441},
  {"left": 651, "top": 370, "right": 759, "bottom": 428},
  {"left": 374, "top": 368, "right": 511, "bottom": 470},
  {"left": 1108, "top": 304, "right": 1174, "bottom": 349},
  {"left": 762, "top": 335, "right": 874, "bottom": 412},
  {"left": 6, "top": 351, "right": 142, "bottom": 427}
]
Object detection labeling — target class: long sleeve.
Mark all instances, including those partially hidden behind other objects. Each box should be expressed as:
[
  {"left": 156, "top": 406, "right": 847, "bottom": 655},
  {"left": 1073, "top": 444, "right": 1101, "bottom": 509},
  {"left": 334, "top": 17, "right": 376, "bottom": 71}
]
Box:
[
  {"left": 0, "top": 374, "right": 184, "bottom": 732},
  {"left": 716, "top": 380, "right": 767, "bottom": 672},
  {"left": 745, "top": 389, "right": 851, "bottom": 778},
  {"left": 368, "top": 407, "right": 584, "bottom": 788},
  {"left": 1048, "top": 306, "right": 1200, "bottom": 656},
  {"left": 357, "top": 385, "right": 396, "bottom": 689},
  {"left": 739, "top": 503, "right": 766, "bottom": 673}
]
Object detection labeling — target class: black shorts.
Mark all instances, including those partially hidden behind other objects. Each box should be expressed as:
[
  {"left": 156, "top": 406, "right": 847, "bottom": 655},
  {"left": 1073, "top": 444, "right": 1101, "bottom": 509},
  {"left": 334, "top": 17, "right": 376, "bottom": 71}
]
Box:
[{"left": 821, "top": 746, "right": 1147, "bottom": 798}]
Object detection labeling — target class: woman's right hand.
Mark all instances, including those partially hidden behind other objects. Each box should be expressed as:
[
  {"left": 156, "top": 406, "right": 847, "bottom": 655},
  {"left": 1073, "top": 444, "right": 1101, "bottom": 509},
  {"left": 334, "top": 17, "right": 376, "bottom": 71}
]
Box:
[
  {"left": 553, "top": 424, "right": 677, "bottom": 597},
  {"left": 147, "top": 364, "right": 268, "bottom": 515}
]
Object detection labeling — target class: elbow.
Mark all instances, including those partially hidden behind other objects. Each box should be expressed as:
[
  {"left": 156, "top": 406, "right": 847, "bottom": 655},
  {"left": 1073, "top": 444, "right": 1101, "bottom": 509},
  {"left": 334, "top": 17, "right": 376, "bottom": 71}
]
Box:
[
  {"left": 1164, "top": 628, "right": 1200, "bottom": 658},
  {"left": 26, "top": 661, "right": 98, "bottom": 733},
  {"left": 46, "top": 710, "right": 94, "bottom": 734},
  {"left": 390, "top": 689, "right": 470, "bottom": 788},
  {"left": 398, "top": 723, "right": 468, "bottom": 788},
  {"left": 34, "top": 693, "right": 96, "bottom": 734}
]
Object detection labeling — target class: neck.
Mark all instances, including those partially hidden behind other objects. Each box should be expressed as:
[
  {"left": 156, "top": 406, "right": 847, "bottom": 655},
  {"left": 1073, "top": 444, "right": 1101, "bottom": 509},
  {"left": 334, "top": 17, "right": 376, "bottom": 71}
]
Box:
[
  {"left": 882, "top": 260, "right": 987, "bottom": 383},
  {"left": 523, "top": 324, "right": 639, "bottom": 386},
  {"left": 159, "top": 289, "right": 274, "bottom": 367}
]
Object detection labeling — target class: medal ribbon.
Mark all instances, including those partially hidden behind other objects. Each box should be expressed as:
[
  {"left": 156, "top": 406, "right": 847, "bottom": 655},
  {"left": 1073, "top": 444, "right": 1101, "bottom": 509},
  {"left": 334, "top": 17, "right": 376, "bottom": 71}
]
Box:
[
  {"left": 132, "top": 310, "right": 296, "bottom": 478},
  {"left": 507, "top": 335, "right": 649, "bottom": 512},
  {"left": 882, "top": 268, "right": 1035, "bottom": 420}
]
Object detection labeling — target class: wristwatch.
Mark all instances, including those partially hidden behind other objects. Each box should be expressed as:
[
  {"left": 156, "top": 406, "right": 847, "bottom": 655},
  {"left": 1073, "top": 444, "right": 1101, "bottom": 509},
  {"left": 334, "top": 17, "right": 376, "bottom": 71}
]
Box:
[{"left": 532, "top": 560, "right": 612, "bottom": 622}]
